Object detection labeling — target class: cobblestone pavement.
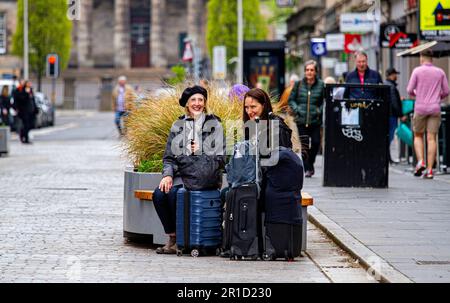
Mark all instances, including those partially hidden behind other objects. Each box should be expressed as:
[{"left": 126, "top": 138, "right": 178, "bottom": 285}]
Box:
[{"left": 0, "top": 111, "right": 376, "bottom": 283}]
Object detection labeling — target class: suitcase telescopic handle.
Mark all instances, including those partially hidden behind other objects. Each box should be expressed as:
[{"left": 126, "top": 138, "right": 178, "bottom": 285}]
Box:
[{"left": 255, "top": 116, "right": 260, "bottom": 185}]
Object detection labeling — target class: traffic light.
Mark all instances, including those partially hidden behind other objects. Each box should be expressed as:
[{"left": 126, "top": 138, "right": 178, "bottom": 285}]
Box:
[{"left": 46, "top": 54, "right": 59, "bottom": 78}]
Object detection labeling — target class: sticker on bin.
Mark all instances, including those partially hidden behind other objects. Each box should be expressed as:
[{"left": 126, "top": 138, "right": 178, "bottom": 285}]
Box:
[{"left": 341, "top": 107, "right": 360, "bottom": 126}]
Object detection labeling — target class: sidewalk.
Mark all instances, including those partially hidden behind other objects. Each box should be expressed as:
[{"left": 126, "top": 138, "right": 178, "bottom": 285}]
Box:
[{"left": 305, "top": 156, "right": 450, "bottom": 283}]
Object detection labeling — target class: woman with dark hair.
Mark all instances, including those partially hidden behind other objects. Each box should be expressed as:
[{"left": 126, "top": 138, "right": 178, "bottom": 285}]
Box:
[
  {"left": 15, "top": 80, "right": 38, "bottom": 144},
  {"left": 243, "top": 88, "right": 292, "bottom": 149}
]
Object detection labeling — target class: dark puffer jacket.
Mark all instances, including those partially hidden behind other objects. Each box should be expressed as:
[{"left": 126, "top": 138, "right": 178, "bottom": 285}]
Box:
[{"left": 288, "top": 77, "right": 325, "bottom": 126}]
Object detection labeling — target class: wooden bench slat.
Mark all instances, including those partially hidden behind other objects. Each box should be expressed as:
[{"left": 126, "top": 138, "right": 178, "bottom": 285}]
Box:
[
  {"left": 134, "top": 190, "right": 314, "bottom": 206},
  {"left": 134, "top": 190, "right": 153, "bottom": 201},
  {"left": 301, "top": 192, "right": 314, "bottom": 206}
]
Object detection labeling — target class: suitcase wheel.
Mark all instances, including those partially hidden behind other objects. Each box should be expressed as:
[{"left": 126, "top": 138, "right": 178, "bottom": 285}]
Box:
[
  {"left": 190, "top": 249, "right": 200, "bottom": 258},
  {"left": 176, "top": 249, "right": 183, "bottom": 257},
  {"left": 262, "top": 253, "right": 273, "bottom": 261},
  {"left": 215, "top": 248, "right": 222, "bottom": 256}
]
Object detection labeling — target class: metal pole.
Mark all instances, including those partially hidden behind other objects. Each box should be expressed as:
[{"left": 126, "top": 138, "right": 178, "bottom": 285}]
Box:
[
  {"left": 23, "top": 0, "right": 29, "bottom": 80},
  {"left": 237, "top": 0, "right": 243, "bottom": 84},
  {"left": 51, "top": 78, "right": 56, "bottom": 106}
]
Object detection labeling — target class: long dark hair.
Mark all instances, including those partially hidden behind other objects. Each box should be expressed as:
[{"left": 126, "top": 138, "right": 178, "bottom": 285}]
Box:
[{"left": 242, "top": 88, "right": 273, "bottom": 122}]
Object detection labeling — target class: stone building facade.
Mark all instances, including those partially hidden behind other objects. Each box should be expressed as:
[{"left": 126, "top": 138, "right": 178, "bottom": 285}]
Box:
[{"left": 0, "top": 0, "right": 208, "bottom": 110}]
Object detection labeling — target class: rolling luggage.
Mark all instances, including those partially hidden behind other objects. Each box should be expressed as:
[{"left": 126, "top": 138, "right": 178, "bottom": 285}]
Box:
[
  {"left": 176, "top": 188, "right": 223, "bottom": 257},
  {"left": 223, "top": 119, "right": 263, "bottom": 260},
  {"left": 262, "top": 147, "right": 304, "bottom": 261},
  {"left": 223, "top": 183, "right": 262, "bottom": 260}
]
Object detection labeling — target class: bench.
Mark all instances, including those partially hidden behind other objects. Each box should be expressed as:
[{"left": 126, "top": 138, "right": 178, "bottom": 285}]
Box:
[{"left": 134, "top": 189, "right": 314, "bottom": 252}]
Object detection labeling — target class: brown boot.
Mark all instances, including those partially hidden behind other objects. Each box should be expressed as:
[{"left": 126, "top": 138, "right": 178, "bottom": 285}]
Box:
[{"left": 156, "top": 236, "right": 177, "bottom": 254}]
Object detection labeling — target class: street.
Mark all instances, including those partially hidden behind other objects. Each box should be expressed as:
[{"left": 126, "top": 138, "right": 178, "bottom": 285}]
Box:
[{"left": 0, "top": 111, "right": 375, "bottom": 283}]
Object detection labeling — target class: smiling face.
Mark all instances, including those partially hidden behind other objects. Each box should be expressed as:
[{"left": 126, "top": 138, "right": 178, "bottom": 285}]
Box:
[
  {"left": 244, "top": 96, "right": 264, "bottom": 121},
  {"left": 187, "top": 93, "right": 205, "bottom": 117}
]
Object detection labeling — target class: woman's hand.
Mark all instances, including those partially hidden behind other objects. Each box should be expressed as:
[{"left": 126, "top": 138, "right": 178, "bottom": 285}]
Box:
[{"left": 159, "top": 176, "right": 173, "bottom": 193}]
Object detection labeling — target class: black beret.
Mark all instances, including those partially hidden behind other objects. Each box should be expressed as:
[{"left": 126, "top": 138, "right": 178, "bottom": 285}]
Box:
[{"left": 179, "top": 85, "right": 208, "bottom": 107}]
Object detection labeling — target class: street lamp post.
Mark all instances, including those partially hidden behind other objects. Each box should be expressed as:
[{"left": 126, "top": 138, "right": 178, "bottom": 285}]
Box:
[
  {"left": 23, "top": 0, "right": 29, "bottom": 80},
  {"left": 237, "top": 0, "right": 243, "bottom": 84}
]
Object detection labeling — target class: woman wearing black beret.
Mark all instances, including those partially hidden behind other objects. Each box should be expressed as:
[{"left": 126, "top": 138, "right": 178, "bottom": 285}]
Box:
[{"left": 153, "top": 85, "right": 226, "bottom": 254}]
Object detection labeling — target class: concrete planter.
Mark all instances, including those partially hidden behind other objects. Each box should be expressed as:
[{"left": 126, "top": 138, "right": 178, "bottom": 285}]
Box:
[
  {"left": 0, "top": 126, "right": 10, "bottom": 156},
  {"left": 123, "top": 170, "right": 166, "bottom": 244}
]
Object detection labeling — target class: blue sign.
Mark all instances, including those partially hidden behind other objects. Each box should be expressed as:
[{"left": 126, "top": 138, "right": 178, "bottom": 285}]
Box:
[{"left": 311, "top": 38, "right": 327, "bottom": 57}]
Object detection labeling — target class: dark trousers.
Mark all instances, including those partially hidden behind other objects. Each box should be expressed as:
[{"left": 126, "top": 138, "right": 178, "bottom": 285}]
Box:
[
  {"left": 19, "top": 115, "right": 33, "bottom": 143},
  {"left": 297, "top": 124, "right": 321, "bottom": 172},
  {"left": 153, "top": 185, "right": 182, "bottom": 234}
]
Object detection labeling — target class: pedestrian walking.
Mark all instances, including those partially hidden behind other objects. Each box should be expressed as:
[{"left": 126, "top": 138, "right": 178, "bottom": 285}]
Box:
[
  {"left": 407, "top": 49, "right": 449, "bottom": 179},
  {"left": 14, "top": 81, "right": 38, "bottom": 144},
  {"left": 111, "top": 76, "right": 135, "bottom": 136},
  {"left": 288, "top": 60, "right": 325, "bottom": 178},
  {"left": 1, "top": 85, "right": 11, "bottom": 126},
  {"left": 344, "top": 52, "right": 383, "bottom": 99},
  {"left": 153, "top": 85, "right": 225, "bottom": 254},
  {"left": 384, "top": 68, "right": 408, "bottom": 164}
]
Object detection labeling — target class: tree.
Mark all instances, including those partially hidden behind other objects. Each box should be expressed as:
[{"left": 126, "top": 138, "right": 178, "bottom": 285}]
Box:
[
  {"left": 12, "top": 0, "right": 72, "bottom": 90},
  {"left": 207, "top": 0, "right": 268, "bottom": 72}
]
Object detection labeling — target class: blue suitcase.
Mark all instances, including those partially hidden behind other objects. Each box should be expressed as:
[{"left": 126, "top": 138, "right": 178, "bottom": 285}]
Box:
[{"left": 176, "top": 188, "right": 223, "bottom": 257}]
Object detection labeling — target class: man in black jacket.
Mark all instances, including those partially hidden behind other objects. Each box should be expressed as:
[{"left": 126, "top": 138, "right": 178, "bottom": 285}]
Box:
[{"left": 384, "top": 68, "right": 408, "bottom": 164}]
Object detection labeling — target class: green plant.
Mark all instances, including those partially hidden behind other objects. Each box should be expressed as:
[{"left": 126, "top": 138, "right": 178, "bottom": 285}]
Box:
[
  {"left": 207, "top": 0, "right": 268, "bottom": 71},
  {"left": 137, "top": 154, "right": 164, "bottom": 173},
  {"left": 13, "top": 0, "right": 72, "bottom": 90},
  {"left": 167, "top": 65, "right": 186, "bottom": 86}
]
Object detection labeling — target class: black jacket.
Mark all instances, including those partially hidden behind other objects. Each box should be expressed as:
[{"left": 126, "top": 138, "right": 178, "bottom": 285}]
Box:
[
  {"left": 344, "top": 68, "right": 383, "bottom": 100},
  {"left": 384, "top": 79, "right": 403, "bottom": 117},
  {"left": 162, "top": 114, "right": 226, "bottom": 189}
]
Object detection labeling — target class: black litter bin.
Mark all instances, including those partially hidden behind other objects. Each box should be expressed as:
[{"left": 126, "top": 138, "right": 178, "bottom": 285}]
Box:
[{"left": 323, "top": 84, "right": 390, "bottom": 188}]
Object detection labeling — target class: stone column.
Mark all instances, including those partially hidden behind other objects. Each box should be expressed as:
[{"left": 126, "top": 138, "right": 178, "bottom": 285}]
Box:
[
  {"left": 187, "top": 0, "right": 206, "bottom": 54},
  {"left": 77, "top": 0, "right": 93, "bottom": 67},
  {"left": 150, "top": 0, "right": 167, "bottom": 68},
  {"left": 114, "top": 0, "right": 131, "bottom": 69}
]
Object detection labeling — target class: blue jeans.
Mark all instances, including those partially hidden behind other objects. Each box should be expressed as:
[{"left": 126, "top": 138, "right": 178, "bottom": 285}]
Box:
[
  {"left": 389, "top": 117, "right": 398, "bottom": 144},
  {"left": 115, "top": 111, "right": 127, "bottom": 134},
  {"left": 153, "top": 185, "right": 182, "bottom": 234}
]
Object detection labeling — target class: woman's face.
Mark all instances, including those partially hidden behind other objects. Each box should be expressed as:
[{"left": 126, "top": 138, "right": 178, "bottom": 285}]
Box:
[
  {"left": 244, "top": 97, "right": 264, "bottom": 121},
  {"left": 187, "top": 93, "right": 205, "bottom": 117},
  {"left": 305, "top": 64, "right": 316, "bottom": 82}
]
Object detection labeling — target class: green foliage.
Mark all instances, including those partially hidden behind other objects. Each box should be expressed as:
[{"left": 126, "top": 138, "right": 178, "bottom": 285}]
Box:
[
  {"left": 12, "top": 0, "right": 72, "bottom": 81},
  {"left": 167, "top": 65, "right": 186, "bottom": 86},
  {"left": 137, "top": 154, "right": 164, "bottom": 173},
  {"left": 207, "top": 0, "right": 268, "bottom": 66},
  {"left": 260, "top": 0, "right": 294, "bottom": 24}
]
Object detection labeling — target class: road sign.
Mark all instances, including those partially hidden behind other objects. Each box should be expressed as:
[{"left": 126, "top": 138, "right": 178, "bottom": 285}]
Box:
[{"left": 311, "top": 38, "right": 327, "bottom": 57}]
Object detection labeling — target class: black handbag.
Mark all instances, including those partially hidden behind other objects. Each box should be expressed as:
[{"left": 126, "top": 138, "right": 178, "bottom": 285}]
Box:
[{"left": 177, "top": 154, "right": 222, "bottom": 191}]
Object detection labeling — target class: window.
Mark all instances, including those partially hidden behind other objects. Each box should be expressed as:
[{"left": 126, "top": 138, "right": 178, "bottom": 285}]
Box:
[{"left": 0, "top": 12, "right": 6, "bottom": 54}]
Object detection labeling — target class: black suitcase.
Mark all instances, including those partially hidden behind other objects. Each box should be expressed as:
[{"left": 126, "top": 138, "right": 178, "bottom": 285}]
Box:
[
  {"left": 263, "top": 222, "right": 302, "bottom": 261},
  {"left": 262, "top": 148, "right": 304, "bottom": 261},
  {"left": 223, "top": 183, "right": 262, "bottom": 260}
]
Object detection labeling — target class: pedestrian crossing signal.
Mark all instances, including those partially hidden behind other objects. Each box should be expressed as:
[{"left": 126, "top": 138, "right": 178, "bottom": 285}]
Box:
[{"left": 46, "top": 54, "right": 59, "bottom": 78}]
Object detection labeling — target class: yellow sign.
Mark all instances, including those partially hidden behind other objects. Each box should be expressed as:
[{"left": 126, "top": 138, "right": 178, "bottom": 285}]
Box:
[{"left": 420, "top": 0, "right": 450, "bottom": 40}]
